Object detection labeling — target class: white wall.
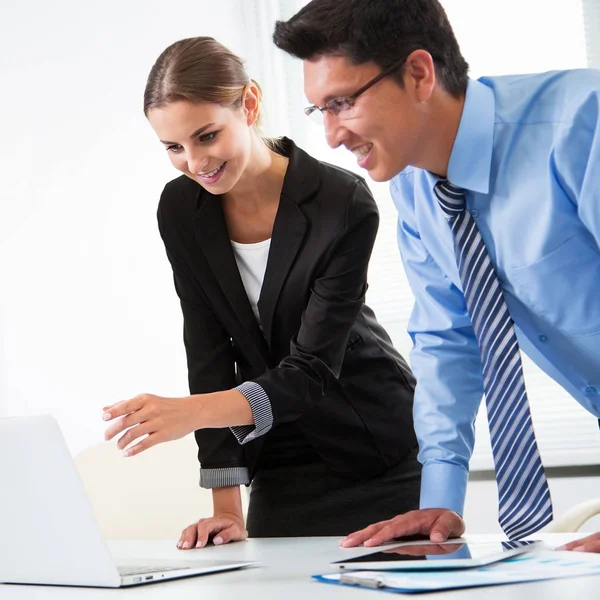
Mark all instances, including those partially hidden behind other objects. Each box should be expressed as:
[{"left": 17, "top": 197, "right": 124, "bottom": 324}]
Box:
[{"left": 0, "top": 0, "right": 253, "bottom": 454}]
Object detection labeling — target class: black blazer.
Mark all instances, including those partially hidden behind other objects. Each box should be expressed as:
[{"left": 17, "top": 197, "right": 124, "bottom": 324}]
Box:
[{"left": 157, "top": 138, "right": 417, "bottom": 483}]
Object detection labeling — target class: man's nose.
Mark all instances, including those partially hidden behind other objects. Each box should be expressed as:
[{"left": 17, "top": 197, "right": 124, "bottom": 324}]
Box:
[{"left": 323, "top": 112, "right": 347, "bottom": 149}]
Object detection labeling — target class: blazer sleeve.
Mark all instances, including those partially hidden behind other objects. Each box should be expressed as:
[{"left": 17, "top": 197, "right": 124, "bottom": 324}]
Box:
[
  {"left": 242, "top": 179, "right": 380, "bottom": 429},
  {"left": 157, "top": 202, "right": 249, "bottom": 489}
]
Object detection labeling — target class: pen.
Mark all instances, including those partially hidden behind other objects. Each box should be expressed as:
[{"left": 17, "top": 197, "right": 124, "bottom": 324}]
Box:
[{"left": 339, "top": 574, "right": 386, "bottom": 588}]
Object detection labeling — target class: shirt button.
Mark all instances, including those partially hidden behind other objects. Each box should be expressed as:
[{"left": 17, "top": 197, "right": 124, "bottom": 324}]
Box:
[
  {"left": 470, "top": 209, "right": 479, "bottom": 218},
  {"left": 585, "top": 386, "right": 597, "bottom": 395},
  {"left": 538, "top": 334, "right": 548, "bottom": 343}
]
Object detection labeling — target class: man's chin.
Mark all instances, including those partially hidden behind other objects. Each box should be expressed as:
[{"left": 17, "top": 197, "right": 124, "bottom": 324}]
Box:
[{"left": 366, "top": 165, "right": 398, "bottom": 183}]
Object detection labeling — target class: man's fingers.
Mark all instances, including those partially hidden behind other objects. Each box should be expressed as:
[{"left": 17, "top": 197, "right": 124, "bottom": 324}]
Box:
[
  {"left": 556, "top": 532, "right": 600, "bottom": 553},
  {"left": 430, "top": 511, "right": 465, "bottom": 543},
  {"left": 363, "top": 521, "right": 418, "bottom": 547},
  {"left": 383, "top": 543, "right": 455, "bottom": 556},
  {"left": 342, "top": 510, "right": 465, "bottom": 549},
  {"left": 340, "top": 520, "right": 391, "bottom": 548},
  {"left": 362, "top": 511, "right": 431, "bottom": 547}
]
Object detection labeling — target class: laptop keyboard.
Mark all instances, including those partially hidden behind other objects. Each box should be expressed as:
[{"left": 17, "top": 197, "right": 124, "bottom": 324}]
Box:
[{"left": 118, "top": 565, "right": 188, "bottom": 577}]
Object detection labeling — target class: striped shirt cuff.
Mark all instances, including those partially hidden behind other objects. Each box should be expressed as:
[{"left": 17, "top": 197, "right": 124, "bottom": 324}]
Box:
[
  {"left": 231, "top": 381, "right": 273, "bottom": 445},
  {"left": 199, "top": 467, "right": 250, "bottom": 488}
]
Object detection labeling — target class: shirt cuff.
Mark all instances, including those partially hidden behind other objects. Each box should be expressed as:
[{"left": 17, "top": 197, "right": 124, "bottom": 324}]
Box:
[
  {"left": 199, "top": 467, "right": 250, "bottom": 488},
  {"left": 420, "top": 462, "right": 468, "bottom": 516},
  {"left": 230, "top": 381, "right": 273, "bottom": 445}
]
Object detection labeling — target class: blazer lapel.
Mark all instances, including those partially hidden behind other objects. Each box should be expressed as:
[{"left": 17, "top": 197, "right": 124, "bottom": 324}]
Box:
[
  {"left": 258, "top": 138, "right": 319, "bottom": 348},
  {"left": 193, "top": 195, "right": 269, "bottom": 356},
  {"left": 258, "top": 197, "right": 307, "bottom": 348},
  {"left": 192, "top": 138, "right": 319, "bottom": 356}
]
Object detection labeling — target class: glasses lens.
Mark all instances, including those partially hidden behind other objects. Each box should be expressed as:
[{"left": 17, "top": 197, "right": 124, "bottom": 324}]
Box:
[
  {"left": 326, "top": 97, "right": 353, "bottom": 116},
  {"left": 305, "top": 106, "right": 324, "bottom": 125}
]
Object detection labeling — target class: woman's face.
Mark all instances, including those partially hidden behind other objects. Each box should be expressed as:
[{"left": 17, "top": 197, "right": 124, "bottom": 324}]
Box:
[{"left": 147, "top": 96, "right": 256, "bottom": 194}]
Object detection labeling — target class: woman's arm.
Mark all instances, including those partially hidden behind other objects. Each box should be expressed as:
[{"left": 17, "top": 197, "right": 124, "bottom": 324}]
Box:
[
  {"left": 104, "top": 179, "right": 379, "bottom": 452},
  {"left": 105, "top": 196, "right": 250, "bottom": 483}
]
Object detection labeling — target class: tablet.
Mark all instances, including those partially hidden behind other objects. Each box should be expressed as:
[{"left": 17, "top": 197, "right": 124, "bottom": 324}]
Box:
[{"left": 332, "top": 539, "right": 544, "bottom": 571}]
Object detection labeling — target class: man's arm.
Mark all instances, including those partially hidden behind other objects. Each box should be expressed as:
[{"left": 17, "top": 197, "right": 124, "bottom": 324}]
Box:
[
  {"left": 396, "top": 174, "right": 485, "bottom": 514},
  {"left": 343, "top": 173, "right": 485, "bottom": 547}
]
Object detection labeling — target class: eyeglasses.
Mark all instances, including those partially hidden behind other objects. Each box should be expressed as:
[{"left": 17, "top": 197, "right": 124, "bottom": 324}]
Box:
[{"left": 304, "top": 57, "right": 407, "bottom": 125}]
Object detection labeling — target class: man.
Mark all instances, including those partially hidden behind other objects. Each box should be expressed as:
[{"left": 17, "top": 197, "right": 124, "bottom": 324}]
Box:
[{"left": 273, "top": 0, "right": 600, "bottom": 552}]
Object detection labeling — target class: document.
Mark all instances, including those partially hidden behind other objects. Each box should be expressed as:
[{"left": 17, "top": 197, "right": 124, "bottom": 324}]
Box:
[{"left": 314, "top": 551, "right": 600, "bottom": 593}]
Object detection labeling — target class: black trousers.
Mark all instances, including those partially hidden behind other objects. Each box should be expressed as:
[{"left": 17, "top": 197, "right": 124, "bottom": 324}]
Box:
[{"left": 246, "top": 447, "right": 421, "bottom": 537}]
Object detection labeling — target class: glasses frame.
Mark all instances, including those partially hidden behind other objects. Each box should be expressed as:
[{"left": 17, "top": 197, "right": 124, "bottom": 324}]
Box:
[{"left": 304, "top": 57, "right": 407, "bottom": 123}]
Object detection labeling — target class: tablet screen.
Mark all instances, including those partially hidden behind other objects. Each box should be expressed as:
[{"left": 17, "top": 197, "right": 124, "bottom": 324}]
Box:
[{"left": 333, "top": 540, "right": 542, "bottom": 570}]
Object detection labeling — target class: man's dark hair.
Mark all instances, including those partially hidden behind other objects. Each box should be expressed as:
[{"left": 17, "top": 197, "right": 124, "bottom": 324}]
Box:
[{"left": 273, "top": 0, "right": 469, "bottom": 98}]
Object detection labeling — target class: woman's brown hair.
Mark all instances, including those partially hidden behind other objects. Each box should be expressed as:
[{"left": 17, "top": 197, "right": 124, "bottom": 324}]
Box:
[{"left": 144, "top": 36, "right": 263, "bottom": 124}]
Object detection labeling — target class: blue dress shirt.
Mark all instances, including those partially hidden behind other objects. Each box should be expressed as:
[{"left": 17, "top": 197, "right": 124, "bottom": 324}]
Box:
[{"left": 390, "top": 69, "right": 600, "bottom": 516}]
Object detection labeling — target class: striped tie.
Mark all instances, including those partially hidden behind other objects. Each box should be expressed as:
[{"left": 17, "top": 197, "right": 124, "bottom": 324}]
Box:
[{"left": 434, "top": 180, "right": 553, "bottom": 539}]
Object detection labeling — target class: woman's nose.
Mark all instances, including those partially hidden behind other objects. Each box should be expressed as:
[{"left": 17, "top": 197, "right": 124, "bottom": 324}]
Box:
[{"left": 186, "top": 149, "right": 210, "bottom": 174}]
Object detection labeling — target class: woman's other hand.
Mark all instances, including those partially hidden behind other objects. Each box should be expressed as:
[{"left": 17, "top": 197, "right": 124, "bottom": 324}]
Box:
[{"left": 177, "top": 514, "right": 248, "bottom": 549}]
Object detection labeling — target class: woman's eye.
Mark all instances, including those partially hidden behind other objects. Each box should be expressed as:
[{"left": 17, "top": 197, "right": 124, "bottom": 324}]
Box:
[
  {"left": 198, "top": 131, "right": 218, "bottom": 143},
  {"left": 166, "top": 144, "right": 182, "bottom": 153}
]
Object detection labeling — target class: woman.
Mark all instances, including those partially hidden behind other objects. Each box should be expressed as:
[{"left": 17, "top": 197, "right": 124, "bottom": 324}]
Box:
[{"left": 103, "top": 36, "right": 420, "bottom": 547}]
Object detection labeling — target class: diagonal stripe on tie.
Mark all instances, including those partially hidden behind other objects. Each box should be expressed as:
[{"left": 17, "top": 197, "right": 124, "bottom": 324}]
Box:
[{"left": 434, "top": 179, "right": 553, "bottom": 539}]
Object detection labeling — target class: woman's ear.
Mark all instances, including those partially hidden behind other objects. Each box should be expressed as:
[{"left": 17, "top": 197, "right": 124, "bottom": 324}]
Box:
[{"left": 242, "top": 82, "right": 261, "bottom": 127}]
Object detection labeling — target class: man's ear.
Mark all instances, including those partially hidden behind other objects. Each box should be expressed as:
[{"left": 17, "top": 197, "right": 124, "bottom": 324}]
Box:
[{"left": 403, "top": 49, "right": 436, "bottom": 103}]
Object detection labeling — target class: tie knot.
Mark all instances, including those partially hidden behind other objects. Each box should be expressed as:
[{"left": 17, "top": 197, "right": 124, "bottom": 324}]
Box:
[{"left": 434, "top": 180, "right": 466, "bottom": 219}]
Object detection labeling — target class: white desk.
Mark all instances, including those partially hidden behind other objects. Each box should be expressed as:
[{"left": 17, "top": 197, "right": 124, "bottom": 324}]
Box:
[{"left": 2, "top": 534, "right": 598, "bottom": 598}]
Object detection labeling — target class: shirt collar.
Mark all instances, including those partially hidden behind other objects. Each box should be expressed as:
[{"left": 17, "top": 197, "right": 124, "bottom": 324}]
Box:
[{"left": 446, "top": 78, "right": 495, "bottom": 195}]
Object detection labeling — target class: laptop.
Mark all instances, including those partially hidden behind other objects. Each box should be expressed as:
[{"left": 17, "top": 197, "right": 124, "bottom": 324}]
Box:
[{"left": 0, "top": 415, "right": 255, "bottom": 587}]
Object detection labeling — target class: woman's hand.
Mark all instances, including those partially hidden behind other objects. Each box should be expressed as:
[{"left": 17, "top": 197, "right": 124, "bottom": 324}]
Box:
[
  {"left": 103, "top": 389, "right": 253, "bottom": 456},
  {"left": 177, "top": 513, "right": 248, "bottom": 549},
  {"left": 103, "top": 393, "right": 198, "bottom": 456}
]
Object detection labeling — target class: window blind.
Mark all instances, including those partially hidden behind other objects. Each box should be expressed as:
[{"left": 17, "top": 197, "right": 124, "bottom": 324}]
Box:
[{"left": 583, "top": 0, "right": 600, "bottom": 67}]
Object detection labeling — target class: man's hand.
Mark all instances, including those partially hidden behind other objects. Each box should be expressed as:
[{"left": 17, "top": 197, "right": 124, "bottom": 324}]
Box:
[
  {"left": 177, "top": 513, "right": 248, "bottom": 549},
  {"left": 340, "top": 508, "right": 466, "bottom": 548},
  {"left": 556, "top": 532, "right": 600, "bottom": 553}
]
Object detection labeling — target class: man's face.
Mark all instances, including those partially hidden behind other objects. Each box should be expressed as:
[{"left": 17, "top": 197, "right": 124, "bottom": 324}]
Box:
[{"left": 303, "top": 54, "right": 427, "bottom": 182}]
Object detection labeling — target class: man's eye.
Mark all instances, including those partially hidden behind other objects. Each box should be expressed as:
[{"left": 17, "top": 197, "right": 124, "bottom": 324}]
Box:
[
  {"left": 166, "top": 144, "right": 182, "bottom": 153},
  {"left": 199, "top": 131, "right": 218, "bottom": 143},
  {"left": 328, "top": 97, "right": 352, "bottom": 113}
]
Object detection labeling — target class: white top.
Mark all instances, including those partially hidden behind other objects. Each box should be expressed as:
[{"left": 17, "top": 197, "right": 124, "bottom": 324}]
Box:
[{"left": 230, "top": 238, "right": 271, "bottom": 324}]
